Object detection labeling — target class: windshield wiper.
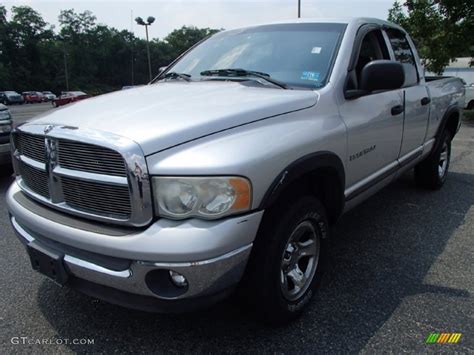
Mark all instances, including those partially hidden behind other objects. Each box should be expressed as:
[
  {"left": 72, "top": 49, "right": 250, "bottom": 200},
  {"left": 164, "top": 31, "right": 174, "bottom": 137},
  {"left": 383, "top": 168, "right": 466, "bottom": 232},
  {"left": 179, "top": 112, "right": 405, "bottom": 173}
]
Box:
[
  {"left": 160, "top": 72, "right": 192, "bottom": 82},
  {"left": 200, "top": 68, "right": 288, "bottom": 89}
]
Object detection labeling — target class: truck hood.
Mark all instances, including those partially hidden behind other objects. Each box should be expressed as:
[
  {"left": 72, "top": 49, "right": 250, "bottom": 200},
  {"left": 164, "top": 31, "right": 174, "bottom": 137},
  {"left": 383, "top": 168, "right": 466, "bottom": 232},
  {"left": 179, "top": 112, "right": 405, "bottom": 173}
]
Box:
[{"left": 29, "top": 81, "right": 318, "bottom": 155}]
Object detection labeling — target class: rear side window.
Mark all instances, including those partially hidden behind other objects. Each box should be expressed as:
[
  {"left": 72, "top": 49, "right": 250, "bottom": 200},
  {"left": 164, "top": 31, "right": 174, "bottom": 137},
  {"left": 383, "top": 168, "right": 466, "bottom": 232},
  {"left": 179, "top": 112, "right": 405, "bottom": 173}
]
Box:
[{"left": 386, "top": 29, "right": 418, "bottom": 86}]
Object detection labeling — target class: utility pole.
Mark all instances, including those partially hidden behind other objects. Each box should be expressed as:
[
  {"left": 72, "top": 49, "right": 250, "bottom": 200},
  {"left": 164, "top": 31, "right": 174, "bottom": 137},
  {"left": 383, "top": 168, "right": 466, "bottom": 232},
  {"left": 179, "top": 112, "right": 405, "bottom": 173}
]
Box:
[
  {"left": 135, "top": 16, "right": 155, "bottom": 82},
  {"left": 298, "top": 0, "right": 301, "bottom": 18},
  {"left": 145, "top": 24, "right": 152, "bottom": 82}
]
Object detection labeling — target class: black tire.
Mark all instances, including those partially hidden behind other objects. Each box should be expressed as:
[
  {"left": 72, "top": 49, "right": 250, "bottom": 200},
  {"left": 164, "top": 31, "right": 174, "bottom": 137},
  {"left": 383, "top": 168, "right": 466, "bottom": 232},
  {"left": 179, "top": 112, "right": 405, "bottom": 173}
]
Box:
[
  {"left": 467, "top": 101, "right": 474, "bottom": 110},
  {"left": 414, "top": 131, "right": 451, "bottom": 190},
  {"left": 242, "top": 195, "right": 328, "bottom": 324}
]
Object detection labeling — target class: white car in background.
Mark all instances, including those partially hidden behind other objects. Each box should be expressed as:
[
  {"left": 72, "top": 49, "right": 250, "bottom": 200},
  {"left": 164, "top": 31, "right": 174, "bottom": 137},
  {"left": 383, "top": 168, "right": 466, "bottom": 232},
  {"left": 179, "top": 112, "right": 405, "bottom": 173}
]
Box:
[
  {"left": 42, "top": 91, "right": 57, "bottom": 101},
  {"left": 465, "top": 85, "right": 474, "bottom": 110}
]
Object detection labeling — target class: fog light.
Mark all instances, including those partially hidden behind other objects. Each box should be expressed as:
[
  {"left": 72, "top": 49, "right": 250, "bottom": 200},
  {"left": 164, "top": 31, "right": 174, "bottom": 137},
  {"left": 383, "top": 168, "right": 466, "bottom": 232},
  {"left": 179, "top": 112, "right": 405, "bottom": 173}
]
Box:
[{"left": 169, "top": 270, "right": 188, "bottom": 288}]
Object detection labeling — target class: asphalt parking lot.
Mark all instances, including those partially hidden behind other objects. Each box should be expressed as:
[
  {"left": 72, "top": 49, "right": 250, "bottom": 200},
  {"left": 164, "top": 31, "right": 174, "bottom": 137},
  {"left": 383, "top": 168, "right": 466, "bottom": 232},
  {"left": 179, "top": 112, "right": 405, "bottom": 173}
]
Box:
[
  {"left": 0, "top": 104, "right": 473, "bottom": 353},
  {"left": 8, "top": 102, "right": 54, "bottom": 126}
]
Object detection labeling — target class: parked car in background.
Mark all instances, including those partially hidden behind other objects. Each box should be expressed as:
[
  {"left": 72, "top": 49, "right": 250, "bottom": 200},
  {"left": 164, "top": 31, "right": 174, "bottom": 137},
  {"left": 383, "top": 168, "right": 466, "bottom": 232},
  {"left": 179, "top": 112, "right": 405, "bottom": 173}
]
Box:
[
  {"left": 52, "top": 91, "right": 89, "bottom": 107},
  {"left": 465, "top": 85, "right": 474, "bottom": 110},
  {"left": 0, "top": 91, "right": 24, "bottom": 105},
  {"left": 0, "top": 103, "right": 12, "bottom": 174},
  {"left": 42, "top": 91, "right": 57, "bottom": 101},
  {"left": 22, "top": 91, "right": 42, "bottom": 104},
  {"left": 35, "top": 92, "right": 46, "bottom": 102}
]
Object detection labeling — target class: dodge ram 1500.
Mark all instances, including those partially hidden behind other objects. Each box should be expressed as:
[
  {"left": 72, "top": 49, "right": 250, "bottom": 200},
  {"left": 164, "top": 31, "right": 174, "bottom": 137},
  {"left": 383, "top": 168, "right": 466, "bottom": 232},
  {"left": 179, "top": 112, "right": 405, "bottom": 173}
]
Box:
[{"left": 6, "top": 18, "right": 464, "bottom": 323}]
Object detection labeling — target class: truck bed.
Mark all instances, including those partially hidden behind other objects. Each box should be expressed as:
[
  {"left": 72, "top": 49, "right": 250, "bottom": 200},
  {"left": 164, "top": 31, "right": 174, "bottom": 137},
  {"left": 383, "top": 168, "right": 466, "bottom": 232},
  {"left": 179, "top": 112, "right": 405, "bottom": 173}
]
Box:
[{"left": 425, "top": 76, "right": 465, "bottom": 140}]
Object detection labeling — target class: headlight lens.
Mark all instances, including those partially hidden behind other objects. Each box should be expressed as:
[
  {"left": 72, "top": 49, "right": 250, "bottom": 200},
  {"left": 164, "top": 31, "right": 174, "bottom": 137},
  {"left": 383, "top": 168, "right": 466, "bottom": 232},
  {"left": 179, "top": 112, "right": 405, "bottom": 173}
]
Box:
[{"left": 153, "top": 176, "right": 252, "bottom": 219}]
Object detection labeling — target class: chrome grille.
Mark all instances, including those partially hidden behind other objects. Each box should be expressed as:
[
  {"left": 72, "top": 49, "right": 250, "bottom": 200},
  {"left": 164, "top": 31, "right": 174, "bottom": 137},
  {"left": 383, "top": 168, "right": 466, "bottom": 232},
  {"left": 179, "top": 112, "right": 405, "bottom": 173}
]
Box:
[
  {"left": 15, "top": 133, "right": 46, "bottom": 162},
  {"left": 18, "top": 161, "right": 50, "bottom": 198},
  {"left": 61, "top": 177, "right": 131, "bottom": 218},
  {"left": 58, "top": 140, "right": 127, "bottom": 177},
  {"left": 12, "top": 126, "right": 153, "bottom": 227}
]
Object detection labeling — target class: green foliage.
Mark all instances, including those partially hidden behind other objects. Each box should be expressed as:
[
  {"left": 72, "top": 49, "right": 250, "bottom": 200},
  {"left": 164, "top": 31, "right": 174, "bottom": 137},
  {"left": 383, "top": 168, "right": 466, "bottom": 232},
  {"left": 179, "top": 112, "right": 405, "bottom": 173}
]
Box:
[
  {"left": 388, "top": 0, "right": 474, "bottom": 74},
  {"left": 0, "top": 6, "right": 220, "bottom": 93},
  {"left": 164, "top": 26, "right": 220, "bottom": 59}
]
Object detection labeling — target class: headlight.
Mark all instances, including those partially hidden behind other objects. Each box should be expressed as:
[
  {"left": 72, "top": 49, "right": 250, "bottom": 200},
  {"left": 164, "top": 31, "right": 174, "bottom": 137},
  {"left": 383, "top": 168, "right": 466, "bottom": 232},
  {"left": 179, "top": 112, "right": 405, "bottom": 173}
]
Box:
[{"left": 152, "top": 176, "right": 252, "bottom": 219}]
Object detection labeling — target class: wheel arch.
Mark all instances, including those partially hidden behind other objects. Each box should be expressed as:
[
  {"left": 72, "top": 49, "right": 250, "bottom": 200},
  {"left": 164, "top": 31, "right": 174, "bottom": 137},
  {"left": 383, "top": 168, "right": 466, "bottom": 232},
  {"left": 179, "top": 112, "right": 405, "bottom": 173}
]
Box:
[
  {"left": 258, "top": 151, "right": 345, "bottom": 225},
  {"left": 439, "top": 105, "right": 460, "bottom": 139},
  {"left": 467, "top": 100, "right": 474, "bottom": 110}
]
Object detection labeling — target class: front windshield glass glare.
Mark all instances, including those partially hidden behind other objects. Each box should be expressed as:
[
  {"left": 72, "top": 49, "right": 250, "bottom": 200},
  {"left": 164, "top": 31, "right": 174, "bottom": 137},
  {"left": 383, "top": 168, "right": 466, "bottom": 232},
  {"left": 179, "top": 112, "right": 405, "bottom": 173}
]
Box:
[{"left": 168, "top": 23, "right": 346, "bottom": 89}]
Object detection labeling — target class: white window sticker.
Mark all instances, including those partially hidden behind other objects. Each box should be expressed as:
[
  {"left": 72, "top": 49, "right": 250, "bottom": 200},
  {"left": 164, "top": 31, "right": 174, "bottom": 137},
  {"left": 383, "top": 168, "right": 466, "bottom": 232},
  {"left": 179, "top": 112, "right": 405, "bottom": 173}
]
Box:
[{"left": 311, "top": 47, "right": 322, "bottom": 54}]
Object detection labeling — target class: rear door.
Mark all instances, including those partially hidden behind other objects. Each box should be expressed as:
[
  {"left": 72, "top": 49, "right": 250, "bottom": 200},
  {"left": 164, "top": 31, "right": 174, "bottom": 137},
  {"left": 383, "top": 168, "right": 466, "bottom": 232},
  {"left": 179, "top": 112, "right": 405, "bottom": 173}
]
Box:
[{"left": 385, "top": 28, "right": 430, "bottom": 159}]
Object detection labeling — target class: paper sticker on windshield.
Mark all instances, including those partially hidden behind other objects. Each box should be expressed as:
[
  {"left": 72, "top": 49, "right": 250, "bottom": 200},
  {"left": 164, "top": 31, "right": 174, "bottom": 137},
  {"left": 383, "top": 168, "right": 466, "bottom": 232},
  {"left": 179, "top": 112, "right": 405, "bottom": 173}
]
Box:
[
  {"left": 311, "top": 47, "right": 322, "bottom": 54},
  {"left": 301, "top": 71, "right": 320, "bottom": 81}
]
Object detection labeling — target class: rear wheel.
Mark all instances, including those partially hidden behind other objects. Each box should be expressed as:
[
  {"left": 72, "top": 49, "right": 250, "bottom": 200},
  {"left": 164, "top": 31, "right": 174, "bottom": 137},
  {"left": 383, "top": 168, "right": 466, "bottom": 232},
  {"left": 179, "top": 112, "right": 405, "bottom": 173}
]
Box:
[
  {"left": 467, "top": 101, "right": 474, "bottom": 110},
  {"left": 414, "top": 131, "right": 451, "bottom": 189},
  {"left": 242, "top": 196, "right": 328, "bottom": 324}
]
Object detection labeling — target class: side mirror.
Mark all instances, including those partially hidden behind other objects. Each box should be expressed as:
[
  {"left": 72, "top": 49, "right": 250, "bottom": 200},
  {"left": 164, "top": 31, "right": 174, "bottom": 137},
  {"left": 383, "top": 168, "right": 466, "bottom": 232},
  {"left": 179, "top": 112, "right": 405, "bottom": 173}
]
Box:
[
  {"left": 360, "top": 60, "right": 404, "bottom": 92},
  {"left": 345, "top": 60, "right": 405, "bottom": 99}
]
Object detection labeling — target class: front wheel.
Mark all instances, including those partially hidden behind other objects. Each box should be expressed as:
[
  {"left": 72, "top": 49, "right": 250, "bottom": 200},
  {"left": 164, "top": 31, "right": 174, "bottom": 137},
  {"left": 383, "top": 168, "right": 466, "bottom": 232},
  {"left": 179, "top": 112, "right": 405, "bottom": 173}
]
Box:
[
  {"left": 242, "top": 196, "right": 328, "bottom": 324},
  {"left": 414, "top": 131, "right": 451, "bottom": 189}
]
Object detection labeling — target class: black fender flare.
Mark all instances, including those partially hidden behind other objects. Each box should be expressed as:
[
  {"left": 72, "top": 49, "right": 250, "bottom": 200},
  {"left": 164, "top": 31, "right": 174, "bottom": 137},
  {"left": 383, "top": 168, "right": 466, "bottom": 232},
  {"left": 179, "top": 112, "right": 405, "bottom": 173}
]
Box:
[
  {"left": 258, "top": 151, "right": 345, "bottom": 222},
  {"left": 431, "top": 104, "right": 460, "bottom": 156}
]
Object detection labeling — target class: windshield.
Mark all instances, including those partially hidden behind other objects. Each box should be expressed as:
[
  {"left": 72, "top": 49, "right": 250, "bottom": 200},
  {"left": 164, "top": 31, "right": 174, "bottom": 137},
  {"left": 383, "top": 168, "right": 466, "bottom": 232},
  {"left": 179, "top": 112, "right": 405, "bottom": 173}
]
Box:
[{"left": 167, "top": 23, "right": 346, "bottom": 89}]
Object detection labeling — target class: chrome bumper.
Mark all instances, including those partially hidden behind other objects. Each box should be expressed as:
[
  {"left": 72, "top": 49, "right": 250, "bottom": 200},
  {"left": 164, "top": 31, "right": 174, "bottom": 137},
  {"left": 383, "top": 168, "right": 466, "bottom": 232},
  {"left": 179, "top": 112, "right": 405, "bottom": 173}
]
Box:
[
  {"left": 7, "top": 182, "right": 264, "bottom": 301},
  {"left": 12, "top": 216, "right": 251, "bottom": 300}
]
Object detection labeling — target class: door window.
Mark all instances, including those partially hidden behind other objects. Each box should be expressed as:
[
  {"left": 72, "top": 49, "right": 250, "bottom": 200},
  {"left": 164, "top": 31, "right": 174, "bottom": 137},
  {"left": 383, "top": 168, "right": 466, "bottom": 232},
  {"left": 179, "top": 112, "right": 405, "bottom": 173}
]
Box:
[
  {"left": 386, "top": 29, "right": 419, "bottom": 87},
  {"left": 348, "top": 30, "right": 390, "bottom": 90}
]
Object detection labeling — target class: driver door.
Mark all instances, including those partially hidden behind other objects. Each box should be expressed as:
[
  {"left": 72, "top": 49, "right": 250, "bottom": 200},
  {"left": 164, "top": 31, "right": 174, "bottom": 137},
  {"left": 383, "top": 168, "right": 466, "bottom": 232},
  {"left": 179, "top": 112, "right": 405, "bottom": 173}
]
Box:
[{"left": 339, "top": 28, "right": 404, "bottom": 193}]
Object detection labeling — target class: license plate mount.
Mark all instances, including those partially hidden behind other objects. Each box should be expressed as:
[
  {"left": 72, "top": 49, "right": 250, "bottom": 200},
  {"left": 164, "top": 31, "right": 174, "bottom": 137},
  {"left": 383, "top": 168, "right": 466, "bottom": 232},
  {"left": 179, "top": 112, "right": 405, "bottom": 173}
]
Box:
[{"left": 27, "top": 241, "right": 68, "bottom": 285}]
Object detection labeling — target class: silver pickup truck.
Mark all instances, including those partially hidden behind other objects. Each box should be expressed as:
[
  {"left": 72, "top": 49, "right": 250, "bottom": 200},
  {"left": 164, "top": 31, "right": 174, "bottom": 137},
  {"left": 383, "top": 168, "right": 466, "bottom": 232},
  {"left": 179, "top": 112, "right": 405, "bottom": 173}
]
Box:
[{"left": 6, "top": 18, "right": 464, "bottom": 323}]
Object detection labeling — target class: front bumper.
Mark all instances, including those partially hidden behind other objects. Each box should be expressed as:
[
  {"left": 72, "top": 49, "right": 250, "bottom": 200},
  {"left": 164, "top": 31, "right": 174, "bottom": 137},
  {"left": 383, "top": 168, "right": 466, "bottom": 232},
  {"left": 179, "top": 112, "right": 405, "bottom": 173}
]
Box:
[{"left": 7, "top": 182, "right": 264, "bottom": 309}]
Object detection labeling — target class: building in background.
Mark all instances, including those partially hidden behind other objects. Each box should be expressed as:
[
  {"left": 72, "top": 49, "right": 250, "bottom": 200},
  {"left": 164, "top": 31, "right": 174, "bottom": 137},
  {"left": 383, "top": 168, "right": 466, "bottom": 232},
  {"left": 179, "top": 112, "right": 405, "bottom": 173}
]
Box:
[{"left": 426, "top": 57, "right": 474, "bottom": 85}]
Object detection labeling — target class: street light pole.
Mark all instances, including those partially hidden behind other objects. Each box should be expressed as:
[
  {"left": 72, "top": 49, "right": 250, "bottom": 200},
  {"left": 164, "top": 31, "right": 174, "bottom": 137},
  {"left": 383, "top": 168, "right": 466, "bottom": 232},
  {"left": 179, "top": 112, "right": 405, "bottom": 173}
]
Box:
[
  {"left": 135, "top": 16, "right": 155, "bottom": 82},
  {"left": 298, "top": 0, "right": 301, "bottom": 18},
  {"left": 145, "top": 24, "right": 152, "bottom": 82}
]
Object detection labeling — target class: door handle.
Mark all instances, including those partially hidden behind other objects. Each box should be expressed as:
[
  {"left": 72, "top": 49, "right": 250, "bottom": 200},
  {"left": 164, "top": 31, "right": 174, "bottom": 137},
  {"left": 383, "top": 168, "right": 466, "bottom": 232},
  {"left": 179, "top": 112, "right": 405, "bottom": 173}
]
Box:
[
  {"left": 391, "top": 105, "right": 404, "bottom": 116},
  {"left": 421, "top": 97, "right": 431, "bottom": 106}
]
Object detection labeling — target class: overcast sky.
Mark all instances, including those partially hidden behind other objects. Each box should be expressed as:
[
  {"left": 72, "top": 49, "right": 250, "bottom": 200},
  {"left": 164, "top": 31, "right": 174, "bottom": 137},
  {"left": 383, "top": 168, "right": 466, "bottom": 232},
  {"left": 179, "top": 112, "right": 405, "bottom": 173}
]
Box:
[{"left": 2, "top": 0, "right": 396, "bottom": 39}]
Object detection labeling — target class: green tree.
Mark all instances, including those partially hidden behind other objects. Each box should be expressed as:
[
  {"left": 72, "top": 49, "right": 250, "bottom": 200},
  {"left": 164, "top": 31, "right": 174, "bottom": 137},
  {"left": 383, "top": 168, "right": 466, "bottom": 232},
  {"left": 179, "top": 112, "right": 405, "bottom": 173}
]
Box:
[
  {"left": 164, "top": 26, "right": 220, "bottom": 61},
  {"left": 0, "top": 5, "right": 220, "bottom": 93},
  {"left": 388, "top": 0, "right": 474, "bottom": 74},
  {"left": 4, "top": 6, "right": 55, "bottom": 90}
]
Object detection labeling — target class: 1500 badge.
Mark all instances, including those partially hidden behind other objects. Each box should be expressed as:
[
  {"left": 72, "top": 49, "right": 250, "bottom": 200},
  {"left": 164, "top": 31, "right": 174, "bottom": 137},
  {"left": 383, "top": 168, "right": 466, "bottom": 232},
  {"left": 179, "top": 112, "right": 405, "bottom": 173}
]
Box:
[{"left": 350, "top": 145, "right": 376, "bottom": 161}]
